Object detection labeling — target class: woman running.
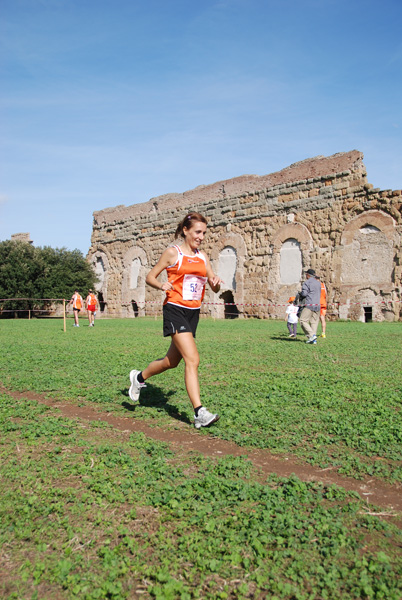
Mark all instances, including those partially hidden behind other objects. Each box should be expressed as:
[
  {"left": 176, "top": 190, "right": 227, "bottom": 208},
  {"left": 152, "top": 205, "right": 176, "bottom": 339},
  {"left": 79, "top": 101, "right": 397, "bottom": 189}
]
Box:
[{"left": 128, "top": 212, "right": 223, "bottom": 429}]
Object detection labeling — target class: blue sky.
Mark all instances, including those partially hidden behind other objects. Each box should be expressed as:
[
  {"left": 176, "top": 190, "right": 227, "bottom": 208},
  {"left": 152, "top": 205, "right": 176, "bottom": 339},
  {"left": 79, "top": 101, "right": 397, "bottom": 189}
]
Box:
[{"left": 1, "top": 0, "right": 401, "bottom": 255}]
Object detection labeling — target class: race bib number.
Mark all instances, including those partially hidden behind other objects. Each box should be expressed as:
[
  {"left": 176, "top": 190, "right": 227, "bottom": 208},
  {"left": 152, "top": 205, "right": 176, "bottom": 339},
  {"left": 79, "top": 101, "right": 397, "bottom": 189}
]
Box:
[{"left": 182, "top": 275, "right": 207, "bottom": 301}]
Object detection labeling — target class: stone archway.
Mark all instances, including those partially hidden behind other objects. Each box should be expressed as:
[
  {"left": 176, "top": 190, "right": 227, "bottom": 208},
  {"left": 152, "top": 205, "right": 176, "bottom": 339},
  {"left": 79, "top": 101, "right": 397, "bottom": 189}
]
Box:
[
  {"left": 272, "top": 222, "right": 313, "bottom": 256},
  {"left": 87, "top": 247, "right": 112, "bottom": 315},
  {"left": 271, "top": 223, "right": 313, "bottom": 282},
  {"left": 340, "top": 211, "right": 395, "bottom": 286},
  {"left": 268, "top": 223, "right": 314, "bottom": 319},
  {"left": 121, "top": 246, "right": 148, "bottom": 317},
  {"left": 218, "top": 246, "right": 237, "bottom": 291},
  {"left": 210, "top": 232, "right": 247, "bottom": 318},
  {"left": 341, "top": 210, "right": 396, "bottom": 246},
  {"left": 338, "top": 210, "right": 397, "bottom": 320}
]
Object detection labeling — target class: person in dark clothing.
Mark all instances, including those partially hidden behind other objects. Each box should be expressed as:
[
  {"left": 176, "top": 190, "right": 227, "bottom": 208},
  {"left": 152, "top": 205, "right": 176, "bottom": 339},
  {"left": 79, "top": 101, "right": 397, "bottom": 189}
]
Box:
[{"left": 299, "top": 269, "right": 321, "bottom": 344}]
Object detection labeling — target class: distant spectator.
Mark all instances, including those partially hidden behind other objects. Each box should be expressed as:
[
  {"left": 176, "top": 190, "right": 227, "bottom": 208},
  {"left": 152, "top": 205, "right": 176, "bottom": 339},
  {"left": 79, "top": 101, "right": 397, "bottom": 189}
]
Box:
[
  {"left": 317, "top": 276, "right": 327, "bottom": 338},
  {"left": 285, "top": 296, "right": 298, "bottom": 338},
  {"left": 299, "top": 269, "right": 321, "bottom": 344},
  {"left": 85, "top": 289, "right": 98, "bottom": 327},
  {"left": 69, "top": 290, "right": 83, "bottom": 327}
]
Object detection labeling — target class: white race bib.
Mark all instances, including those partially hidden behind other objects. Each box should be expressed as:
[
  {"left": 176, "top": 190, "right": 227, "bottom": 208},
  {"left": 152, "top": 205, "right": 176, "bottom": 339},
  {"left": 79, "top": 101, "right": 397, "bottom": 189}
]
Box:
[{"left": 182, "top": 275, "right": 207, "bottom": 301}]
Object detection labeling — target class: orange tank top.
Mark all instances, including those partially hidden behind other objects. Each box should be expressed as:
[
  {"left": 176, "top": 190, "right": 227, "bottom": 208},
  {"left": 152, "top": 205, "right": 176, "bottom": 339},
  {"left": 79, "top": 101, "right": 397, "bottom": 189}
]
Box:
[
  {"left": 164, "top": 245, "right": 208, "bottom": 309},
  {"left": 73, "top": 294, "right": 83, "bottom": 310}
]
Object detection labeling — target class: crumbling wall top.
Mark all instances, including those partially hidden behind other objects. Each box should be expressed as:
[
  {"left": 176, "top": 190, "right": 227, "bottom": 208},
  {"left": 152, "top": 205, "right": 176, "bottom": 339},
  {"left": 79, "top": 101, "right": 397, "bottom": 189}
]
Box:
[
  {"left": 93, "top": 150, "right": 364, "bottom": 225},
  {"left": 11, "top": 233, "right": 33, "bottom": 244}
]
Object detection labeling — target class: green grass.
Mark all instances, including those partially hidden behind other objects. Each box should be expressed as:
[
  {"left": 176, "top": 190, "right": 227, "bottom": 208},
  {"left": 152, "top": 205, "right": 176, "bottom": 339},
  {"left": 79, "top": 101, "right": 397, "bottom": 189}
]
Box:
[
  {"left": 1, "top": 317, "right": 401, "bottom": 482},
  {"left": 1, "top": 392, "right": 401, "bottom": 600}
]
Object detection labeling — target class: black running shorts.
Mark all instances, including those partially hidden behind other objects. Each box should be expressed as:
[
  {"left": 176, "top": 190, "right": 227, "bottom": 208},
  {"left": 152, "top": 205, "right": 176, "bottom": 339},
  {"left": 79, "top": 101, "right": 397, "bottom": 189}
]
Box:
[{"left": 163, "top": 303, "right": 200, "bottom": 338}]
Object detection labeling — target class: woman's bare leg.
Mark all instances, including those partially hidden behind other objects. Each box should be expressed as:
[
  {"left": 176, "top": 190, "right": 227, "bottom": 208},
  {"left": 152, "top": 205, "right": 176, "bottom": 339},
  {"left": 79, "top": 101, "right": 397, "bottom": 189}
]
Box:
[
  {"left": 170, "top": 332, "right": 201, "bottom": 410},
  {"left": 141, "top": 333, "right": 201, "bottom": 410},
  {"left": 142, "top": 339, "right": 182, "bottom": 379}
]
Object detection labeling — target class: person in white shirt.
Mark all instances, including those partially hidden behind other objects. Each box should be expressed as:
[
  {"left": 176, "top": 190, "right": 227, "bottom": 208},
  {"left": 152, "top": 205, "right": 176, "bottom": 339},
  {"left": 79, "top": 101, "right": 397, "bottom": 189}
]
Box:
[{"left": 285, "top": 296, "right": 299, "bottom": 338}]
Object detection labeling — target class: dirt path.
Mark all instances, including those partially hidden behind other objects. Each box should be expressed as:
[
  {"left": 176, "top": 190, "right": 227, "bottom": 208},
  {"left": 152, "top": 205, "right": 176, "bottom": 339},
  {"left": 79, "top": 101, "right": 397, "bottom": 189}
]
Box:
[{"left": 3, "top": 387, "right": 401, "bottom": 519}]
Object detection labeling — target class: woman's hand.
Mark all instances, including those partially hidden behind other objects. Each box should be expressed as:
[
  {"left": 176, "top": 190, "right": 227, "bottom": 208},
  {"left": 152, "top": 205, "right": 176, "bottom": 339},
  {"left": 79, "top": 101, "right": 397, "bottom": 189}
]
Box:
[
  {"left": 208, "top": 276, "right": 223, "bottom": 293},
  {"left": 160, "top": 281, "right": 174, "bottom": 292}
]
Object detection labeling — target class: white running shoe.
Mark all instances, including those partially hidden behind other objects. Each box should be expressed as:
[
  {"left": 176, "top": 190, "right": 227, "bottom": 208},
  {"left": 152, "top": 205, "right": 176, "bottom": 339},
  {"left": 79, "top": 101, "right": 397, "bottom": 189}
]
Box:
[
  {"left": 194, "top": 407, "right": 220, "bottom": 429},
  {"left": 129, "top": 370, "right": 146, "bottom": 402}
]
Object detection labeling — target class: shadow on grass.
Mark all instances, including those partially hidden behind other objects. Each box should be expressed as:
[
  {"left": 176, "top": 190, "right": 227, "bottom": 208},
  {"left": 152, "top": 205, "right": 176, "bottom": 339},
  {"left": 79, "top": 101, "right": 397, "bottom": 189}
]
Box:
[
  {"left": 121, "top": 383, "right": 191, "bottom": 425},
  {"left": 270, "top": 335, "right": 303, "bottom": 342}
]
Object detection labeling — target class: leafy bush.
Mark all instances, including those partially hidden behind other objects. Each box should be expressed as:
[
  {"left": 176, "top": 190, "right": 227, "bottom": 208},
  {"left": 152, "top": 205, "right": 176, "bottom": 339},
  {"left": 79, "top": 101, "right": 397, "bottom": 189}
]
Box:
[{"left": 0, "top": 240, "right": 97, "bottom": 314}]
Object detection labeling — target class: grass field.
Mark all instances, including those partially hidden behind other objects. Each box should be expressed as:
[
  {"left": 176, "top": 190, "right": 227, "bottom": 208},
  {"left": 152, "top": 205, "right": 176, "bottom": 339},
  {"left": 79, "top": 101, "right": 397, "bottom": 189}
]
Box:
[{"left": 1, "top": 317, "right": 401, "bottom": 599}]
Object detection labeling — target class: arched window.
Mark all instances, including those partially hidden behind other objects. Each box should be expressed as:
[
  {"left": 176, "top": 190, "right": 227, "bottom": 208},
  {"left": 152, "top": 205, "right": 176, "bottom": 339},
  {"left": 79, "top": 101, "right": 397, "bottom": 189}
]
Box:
[
  {"left": 280, "top": 238, "right": 302, "bottom": 284},
  {"left": 360, "top": 225, "right": 381, "bottom": 234},
  {"left": 94, "top": 256, "right": 105, "bottom": 290},
  {"left": 218, "top": 246, "right": 237, "bottom": 291},
  {"left": 342, "top": 226, "right": 391, "bottom": 285},
  {"left": 130, "top": 257, "right": 141, "bottom": 289}
]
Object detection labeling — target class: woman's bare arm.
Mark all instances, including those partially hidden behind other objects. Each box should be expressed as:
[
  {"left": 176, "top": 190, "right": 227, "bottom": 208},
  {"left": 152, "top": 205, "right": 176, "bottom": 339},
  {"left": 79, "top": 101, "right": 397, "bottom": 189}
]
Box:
[{"left": 146, "top": 247, "right": 177, "bottom": 291}]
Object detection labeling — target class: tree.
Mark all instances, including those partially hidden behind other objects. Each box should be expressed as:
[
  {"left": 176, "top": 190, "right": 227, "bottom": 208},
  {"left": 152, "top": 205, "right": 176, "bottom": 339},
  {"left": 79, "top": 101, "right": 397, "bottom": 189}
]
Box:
[
  {"left": 0, "top": 241, "right": 97, "bottom": 316},
  {"left": 34, "top": 247, "right": 97, "bottom": 300}
]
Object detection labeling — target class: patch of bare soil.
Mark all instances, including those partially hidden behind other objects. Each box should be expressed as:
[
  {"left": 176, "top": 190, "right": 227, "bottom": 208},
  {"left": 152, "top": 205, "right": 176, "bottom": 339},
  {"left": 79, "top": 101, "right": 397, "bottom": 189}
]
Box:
[{"left": 3, "top": 387, "right": 401, "bottom": 520}]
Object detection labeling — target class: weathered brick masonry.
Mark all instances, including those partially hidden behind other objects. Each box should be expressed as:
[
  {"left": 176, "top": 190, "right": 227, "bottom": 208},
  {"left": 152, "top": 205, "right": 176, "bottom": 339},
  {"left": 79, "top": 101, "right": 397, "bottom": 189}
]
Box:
[{"left": 88, "top": 150, "right": 402, "bottom": 321}]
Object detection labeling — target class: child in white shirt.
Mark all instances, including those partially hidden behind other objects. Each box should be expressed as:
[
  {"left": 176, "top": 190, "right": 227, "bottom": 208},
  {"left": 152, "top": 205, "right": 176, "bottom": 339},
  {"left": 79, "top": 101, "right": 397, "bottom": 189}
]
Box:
[{"left": 286, "top": 296, "right": 299, "bottom": 338}]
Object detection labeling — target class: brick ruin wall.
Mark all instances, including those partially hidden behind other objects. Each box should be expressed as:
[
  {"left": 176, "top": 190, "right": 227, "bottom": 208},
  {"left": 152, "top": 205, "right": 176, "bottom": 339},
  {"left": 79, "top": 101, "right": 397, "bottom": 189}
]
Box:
[{"left": 88, "top": 150, "right": 402, "bottom": 321}]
